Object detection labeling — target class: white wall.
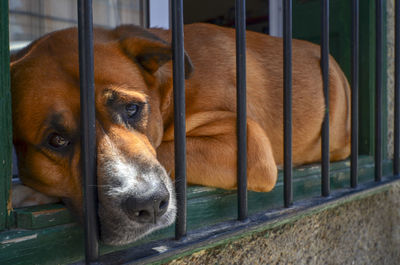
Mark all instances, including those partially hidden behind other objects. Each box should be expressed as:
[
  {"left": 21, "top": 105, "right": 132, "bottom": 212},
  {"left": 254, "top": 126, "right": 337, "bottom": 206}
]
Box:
[
  {"left": 149, "top": 0, "right": 170, "bottom": 29},
  {"left": 269, "top": 0, "right": 283, "bottom": 37}
]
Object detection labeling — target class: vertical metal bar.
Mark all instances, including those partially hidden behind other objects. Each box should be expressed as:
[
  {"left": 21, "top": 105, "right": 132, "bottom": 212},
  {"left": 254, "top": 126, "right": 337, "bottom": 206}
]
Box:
[
  {"left": 283, "top": 0, "right": 293, "bottom": 207},
  {"left": 321, "top": 0, "right": 330, "bottom": 197},
  {"left": 375, "top": 0, "right": 383, "bottom": 181},
  {"left": 77, "top": 0, "right": 99, "bottom": 263},
  {"left": 235, "top": 0, "right": 248, "bottom": 220},
  {"left": 351, "top": 0, "right": 359, "bottom": 188},
  {"left": 171, "top": 0, "right": 187, "bottom": 240},
  {"left": 394, "top": 0, "right": 400, "bottom": 176}
]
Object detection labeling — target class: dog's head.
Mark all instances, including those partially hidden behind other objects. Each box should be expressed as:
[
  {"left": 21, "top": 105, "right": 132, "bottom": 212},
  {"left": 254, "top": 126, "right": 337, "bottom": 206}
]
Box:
[{"left": 10, "top": 25, "right": 193, "bottom": 245}]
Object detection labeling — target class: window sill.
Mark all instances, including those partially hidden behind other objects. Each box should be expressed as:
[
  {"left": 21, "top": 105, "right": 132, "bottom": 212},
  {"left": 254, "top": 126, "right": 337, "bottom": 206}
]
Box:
[{"left": 0, "top": 156, "right": 396, "bottom": 264}]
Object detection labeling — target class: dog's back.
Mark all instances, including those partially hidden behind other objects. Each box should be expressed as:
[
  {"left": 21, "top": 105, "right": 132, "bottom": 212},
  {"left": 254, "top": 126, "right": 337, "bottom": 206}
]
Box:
[{"left": 152, "top": 23, "right": 351, "bottom": 165}]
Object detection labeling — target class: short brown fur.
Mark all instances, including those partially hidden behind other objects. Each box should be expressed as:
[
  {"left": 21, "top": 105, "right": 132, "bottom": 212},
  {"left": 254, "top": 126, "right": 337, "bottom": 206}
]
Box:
[{"left": 10, "top": 23, "right": 350, "bottom": 226}]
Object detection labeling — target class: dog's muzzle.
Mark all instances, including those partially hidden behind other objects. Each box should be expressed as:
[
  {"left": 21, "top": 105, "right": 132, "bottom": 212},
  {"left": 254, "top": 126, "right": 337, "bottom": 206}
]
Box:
[{"left": 96, "top": 139, "right": 176, "bottom": 245}]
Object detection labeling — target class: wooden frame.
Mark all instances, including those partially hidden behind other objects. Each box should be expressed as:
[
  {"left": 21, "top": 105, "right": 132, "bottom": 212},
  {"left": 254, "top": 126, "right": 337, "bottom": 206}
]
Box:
[{"left": 0, "top": 0, "right": 12, "bottom": 232}]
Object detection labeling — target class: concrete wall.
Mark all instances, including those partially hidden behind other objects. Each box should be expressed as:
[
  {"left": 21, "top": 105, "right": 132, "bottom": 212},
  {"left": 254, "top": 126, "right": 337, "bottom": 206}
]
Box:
[{"left": 166, "top": 183, "right": 400, "bottom": 265}]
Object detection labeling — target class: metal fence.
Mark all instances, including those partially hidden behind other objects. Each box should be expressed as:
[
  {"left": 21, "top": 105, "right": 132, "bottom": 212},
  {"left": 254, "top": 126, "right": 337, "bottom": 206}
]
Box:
[{"left": 27, "top": 0, "right": 400, "bottom": 264}]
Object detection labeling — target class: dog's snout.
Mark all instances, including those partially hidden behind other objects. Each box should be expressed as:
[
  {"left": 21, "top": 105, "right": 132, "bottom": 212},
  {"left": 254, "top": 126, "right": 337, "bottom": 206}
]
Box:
[{"left": 122, "top": 187, "right": 170, "bottom": 224}]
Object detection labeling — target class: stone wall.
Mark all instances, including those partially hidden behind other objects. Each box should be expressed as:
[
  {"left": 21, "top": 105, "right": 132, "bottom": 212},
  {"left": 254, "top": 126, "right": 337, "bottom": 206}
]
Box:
[{"left": 166, "top": 183, "right": 400, "bottom": 265}]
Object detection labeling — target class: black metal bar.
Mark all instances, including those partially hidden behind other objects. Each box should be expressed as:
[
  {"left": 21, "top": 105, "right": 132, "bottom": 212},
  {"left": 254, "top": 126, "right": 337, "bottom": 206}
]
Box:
[
  {"left": 171, "top": 0, "right": 187, "bottom": 240},
  {"left": 235, "top": 0, "right": 248, "bottom": 221},
  {"left": 321, "top": 0, "right": 330, "bottom": 196},
  {"left": 394, "top": 0, "right": 400, "bottom": 176},
  {"left": 351, "top": 0, "right": 359, "bottom": 188},
  {"left": 77, "top": 0, "right": 99, "bottom": 263},
  {"left": 283, "top": 0, "right": 293, "bottom": 208},
  {"left": 375, "top": 0, "right": 383, "bottom": 181}
]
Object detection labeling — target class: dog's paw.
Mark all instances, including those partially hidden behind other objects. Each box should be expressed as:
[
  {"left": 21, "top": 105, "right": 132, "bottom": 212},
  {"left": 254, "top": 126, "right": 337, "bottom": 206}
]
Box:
[{"left": 248, "top": 161, "right": 278, "bottom": 192}]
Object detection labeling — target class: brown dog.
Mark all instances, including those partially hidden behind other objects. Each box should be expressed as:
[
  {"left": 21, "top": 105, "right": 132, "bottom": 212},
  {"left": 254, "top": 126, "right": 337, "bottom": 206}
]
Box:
[{"left": 10, "top": 23, "right": 350, "bottom": 245}]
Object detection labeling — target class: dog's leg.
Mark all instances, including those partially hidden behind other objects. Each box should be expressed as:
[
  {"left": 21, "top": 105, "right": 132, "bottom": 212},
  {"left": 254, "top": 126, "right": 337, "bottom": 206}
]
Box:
[{"left": 157, "top": 112, "right": 277, "bottom": 192}]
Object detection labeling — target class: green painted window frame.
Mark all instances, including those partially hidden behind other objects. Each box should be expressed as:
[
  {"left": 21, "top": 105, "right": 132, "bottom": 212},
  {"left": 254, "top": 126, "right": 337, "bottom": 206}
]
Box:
[
  {"left": 0, "top": 0, "right": 12, "bottom": 232},
  {"left": 0, "top": 1, "right": 393, "bottom": 264},
  {"left": 292, "top": 0, "right": 388, "bottom": 157}
]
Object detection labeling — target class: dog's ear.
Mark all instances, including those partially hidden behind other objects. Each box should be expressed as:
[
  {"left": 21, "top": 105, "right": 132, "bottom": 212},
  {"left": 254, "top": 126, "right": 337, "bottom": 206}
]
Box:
[
  {"left": 120, "top": 37, "right": 172, "bottom": 74},
  {"left": 10, "top": 37, "right": 43, "bottom": 66},
  {"left": 116, "top": 25, "right": 193, "bottom": 79}
]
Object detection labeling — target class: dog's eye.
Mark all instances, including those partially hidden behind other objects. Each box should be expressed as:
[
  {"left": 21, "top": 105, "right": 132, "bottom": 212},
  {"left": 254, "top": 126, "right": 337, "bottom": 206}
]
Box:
[
  {"left": 48, "top": 133, "right": 70, "bottom": 148},
  {"left": 125, "top": 103, "right": 140, "bottom": 118}
]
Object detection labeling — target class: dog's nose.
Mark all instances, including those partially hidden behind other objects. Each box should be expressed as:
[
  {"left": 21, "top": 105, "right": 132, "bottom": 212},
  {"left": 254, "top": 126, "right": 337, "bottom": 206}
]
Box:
[{"left": 122, "top": 186, "right": 170, "bottom": 224}]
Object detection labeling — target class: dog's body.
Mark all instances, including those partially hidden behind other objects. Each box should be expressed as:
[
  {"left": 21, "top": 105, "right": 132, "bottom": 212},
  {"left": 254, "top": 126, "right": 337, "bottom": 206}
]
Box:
[
  {"left": 151, "top": 24, "right": 350, "bottom": 191},
  {"left": 10, "top": 23, "right": 350, "bottom": 245}
]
